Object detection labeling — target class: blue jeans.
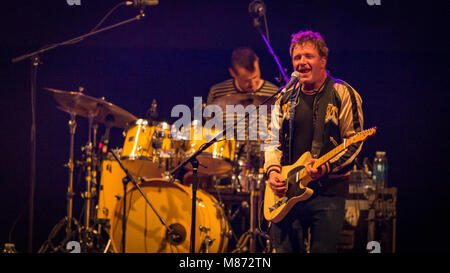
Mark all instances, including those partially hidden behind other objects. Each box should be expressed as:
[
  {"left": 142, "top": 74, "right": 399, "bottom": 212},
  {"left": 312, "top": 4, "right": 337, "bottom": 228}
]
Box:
[{"left": 270, "top": 194, "right": 346, "bottom": 253}]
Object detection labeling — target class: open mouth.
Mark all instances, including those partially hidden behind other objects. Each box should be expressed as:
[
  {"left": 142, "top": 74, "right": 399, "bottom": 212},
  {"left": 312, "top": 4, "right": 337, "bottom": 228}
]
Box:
[{"left": 299, "top": 68, "right": 311, "bottom": 75}]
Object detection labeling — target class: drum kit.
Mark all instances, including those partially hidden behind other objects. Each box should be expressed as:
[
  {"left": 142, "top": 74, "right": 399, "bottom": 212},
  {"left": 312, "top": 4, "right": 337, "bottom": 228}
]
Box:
[{"left": 41, "top": 87, "right": 274, "bottom": 253}]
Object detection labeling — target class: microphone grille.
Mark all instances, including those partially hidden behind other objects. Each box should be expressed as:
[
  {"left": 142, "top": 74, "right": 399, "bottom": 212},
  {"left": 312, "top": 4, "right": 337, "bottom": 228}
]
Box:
[{"left": 291, "top": 71, "right": 301, "bottom": 78}]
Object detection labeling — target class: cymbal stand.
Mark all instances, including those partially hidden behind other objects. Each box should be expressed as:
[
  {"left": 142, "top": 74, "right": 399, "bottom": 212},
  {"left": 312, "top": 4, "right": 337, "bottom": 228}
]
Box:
[
  {"left": 82, "top": 112, "right": 95, "bottom": 231},
  {"left": 65, "top": 112, "right": 77, "bottom": 235},
  {"left": 233, "top": 175, "right": 271, "bottom": 253},
  {"left": 78, "top": 111, "right": 108, "bottom": 252},
  {"left": 36, "top": 112, "right": 81, "bottom": 253},
  {"left": 233, "top": 148, "right": 271, "bottom": 253},
  {"left": 90, "top": 122, "right": 100, "bottom": 227}
]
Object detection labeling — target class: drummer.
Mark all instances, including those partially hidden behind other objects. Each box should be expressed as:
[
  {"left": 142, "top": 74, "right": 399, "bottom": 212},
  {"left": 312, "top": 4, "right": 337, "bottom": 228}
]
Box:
[
  {"left": 206, "top": 46, "right": 279, "bottom": 106},
  {"left": 183, "top": 47, "right": 279, "bottom": 189}
]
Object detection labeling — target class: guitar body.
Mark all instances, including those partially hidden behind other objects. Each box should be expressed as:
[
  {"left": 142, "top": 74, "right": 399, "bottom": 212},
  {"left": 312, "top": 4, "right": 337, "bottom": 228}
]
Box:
[
  {"left": 263, "top": 151, "right": 314, "bottom": 223},
  {"left": 263, "top": 127, "right": 376, "bottom": 223}
]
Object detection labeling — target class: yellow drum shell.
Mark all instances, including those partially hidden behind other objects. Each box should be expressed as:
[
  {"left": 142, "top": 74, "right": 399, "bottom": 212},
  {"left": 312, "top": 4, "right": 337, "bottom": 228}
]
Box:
[
  {"left": 110, "top": 178, "right": 229, "bottom": 253},
  {"left": 121, "top": 119, "right": 182, "bottom": 178},
  {"left": 97, "top": 159, "right": 132, "bottom": 221},
  {"left": 183, "top": 126, "right": 235, "bottom": 175}
]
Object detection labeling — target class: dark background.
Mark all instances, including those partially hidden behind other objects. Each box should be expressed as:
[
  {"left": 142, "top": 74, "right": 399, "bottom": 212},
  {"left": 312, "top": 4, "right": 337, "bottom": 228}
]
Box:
[{"left": 0, "top": 0, "right": 448, "bottom": 253}]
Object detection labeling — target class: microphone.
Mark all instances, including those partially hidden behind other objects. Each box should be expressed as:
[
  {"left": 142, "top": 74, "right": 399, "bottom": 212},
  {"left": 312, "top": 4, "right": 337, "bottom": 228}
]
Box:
[
  {"left": 279, "top": 71, "right": 301, "bottom": 95},
  {"left": 125, "top": 0, "right": 159, "bottom": 8},
  {"left": 146, "top": 98, "right": 158, "bottom": 122},
  {"left": 230, "top": 201, "right": 249, "bottom": 221},
  {"left": 249, "top": 0, "right": 266, "bottom": 18}
]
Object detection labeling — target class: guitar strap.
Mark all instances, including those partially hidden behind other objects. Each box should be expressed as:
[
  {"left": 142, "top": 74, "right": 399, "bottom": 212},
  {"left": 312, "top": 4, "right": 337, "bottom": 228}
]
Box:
[
  {"left": 288, "top": 85, "right": 300, "bottom": 164},
  {"left": 311, "top": 76, "right": 333, "bottom": 159}
]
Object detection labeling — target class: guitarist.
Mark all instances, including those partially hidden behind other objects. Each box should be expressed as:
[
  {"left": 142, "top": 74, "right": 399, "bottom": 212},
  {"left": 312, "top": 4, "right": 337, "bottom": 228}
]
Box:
[{"left": 264, "top": 30, "right": 364, "bottom": 253}]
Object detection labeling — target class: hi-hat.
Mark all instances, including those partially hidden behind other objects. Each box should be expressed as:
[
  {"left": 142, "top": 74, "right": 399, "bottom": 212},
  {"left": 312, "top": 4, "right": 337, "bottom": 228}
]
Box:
[
  {"left": 45, "top": 87, "right": 137, "bottom": 128},
  {"left": 211, "top": 93, "right": 275, "bottom": 110}
]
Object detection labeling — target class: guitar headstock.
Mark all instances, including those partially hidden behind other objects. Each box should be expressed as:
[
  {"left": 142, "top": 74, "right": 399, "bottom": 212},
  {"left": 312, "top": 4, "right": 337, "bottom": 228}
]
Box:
[{"left": 348, "top": 127, "right": 377, "bottom": 145}]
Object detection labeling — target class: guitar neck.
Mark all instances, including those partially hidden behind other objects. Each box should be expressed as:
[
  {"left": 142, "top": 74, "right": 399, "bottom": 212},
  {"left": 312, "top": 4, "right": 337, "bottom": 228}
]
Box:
[
  {"left": 305, "top": 128, "right": 375, "bottom": 173},
  {"left": 313, "top": 141, "right": 348, "bottom": 169}
]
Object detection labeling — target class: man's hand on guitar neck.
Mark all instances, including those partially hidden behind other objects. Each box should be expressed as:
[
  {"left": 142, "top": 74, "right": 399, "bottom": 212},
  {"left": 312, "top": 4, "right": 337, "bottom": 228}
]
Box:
[
  {"left": 268, "top": 171, "right": 287, "bottom": 198},
  {"left": 306, "top": 158, "right": 327, "bottom": 181}
]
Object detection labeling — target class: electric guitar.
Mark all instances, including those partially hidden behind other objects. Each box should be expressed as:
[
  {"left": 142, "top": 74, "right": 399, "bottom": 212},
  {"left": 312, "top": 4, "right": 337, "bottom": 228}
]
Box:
[{"left": 263, "top": 127, "right": 377, "bottom": 223}]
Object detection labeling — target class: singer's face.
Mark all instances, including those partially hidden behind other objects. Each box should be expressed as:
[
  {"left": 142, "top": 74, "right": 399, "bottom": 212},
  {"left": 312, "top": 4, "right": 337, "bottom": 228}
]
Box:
[
  {"left": 229, "top": 61, "right": 262, "bottom": 93},
  {"left": 291, "top": 42, "right": 327, "bottom": 91}
]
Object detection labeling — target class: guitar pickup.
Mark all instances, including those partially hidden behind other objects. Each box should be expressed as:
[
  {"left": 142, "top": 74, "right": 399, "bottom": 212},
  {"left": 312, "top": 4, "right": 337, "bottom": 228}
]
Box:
[{"left": 269, "top": 197, "right": 288, "bottom": 212}]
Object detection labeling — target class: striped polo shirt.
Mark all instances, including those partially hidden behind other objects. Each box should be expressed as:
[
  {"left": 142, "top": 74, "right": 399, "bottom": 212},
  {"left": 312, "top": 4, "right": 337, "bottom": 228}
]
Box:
[{"left": 205, "top": 78, "right": 279, "bottom": 142}]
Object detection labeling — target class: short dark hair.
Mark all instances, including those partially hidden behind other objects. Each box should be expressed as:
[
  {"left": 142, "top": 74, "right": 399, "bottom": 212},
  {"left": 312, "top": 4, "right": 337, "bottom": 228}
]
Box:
[
  {"left": 230, "top": 47, "right": 259, "bottom": 73},
  {"left": 289, "top": 30, "right": 329, "bottom": 59}
]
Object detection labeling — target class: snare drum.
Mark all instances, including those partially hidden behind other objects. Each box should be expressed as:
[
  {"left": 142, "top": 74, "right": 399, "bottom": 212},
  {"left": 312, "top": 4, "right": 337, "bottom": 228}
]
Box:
[
  {"left": 183, "top": 126, "right": 235, "bottom": 175},
  {"left": 110, "top": 178, "right": 229, "bottom": 253},
  {"left": 121, "top": 119, "right": 183, "bottom": 178}
]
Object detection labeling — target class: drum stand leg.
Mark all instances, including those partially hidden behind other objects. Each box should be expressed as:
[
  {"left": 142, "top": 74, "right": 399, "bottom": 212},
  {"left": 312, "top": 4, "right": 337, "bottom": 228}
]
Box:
[
  {"left": 103, "top": 239, "right": 112, "bottom": 253},
  {"left": 39, "top": 112, "right": 81, "bottom": 252},
  {"left": 77, "top": 114, "right": 100, "bottom": 251},
  {"left": 121, "top": 176, "right": 130, "bottom": 253},
  {"left": 232, "top": 175, "right": 271, "bottom": 253}
]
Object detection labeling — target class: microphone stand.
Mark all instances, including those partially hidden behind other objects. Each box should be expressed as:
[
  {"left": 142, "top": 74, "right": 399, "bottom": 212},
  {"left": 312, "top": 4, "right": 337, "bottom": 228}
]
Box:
[
  {"left": 169, "top": 81, "right": 296, "bottom": 253},
  {"left": 252, "top": 9, "right": 288, "bottom": 85},
  {"left": 11, "top": 9, "right": 146, "bottom": 253}
]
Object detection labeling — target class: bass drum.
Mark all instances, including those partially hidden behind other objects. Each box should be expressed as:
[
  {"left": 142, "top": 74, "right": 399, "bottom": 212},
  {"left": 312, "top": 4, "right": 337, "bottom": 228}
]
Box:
[{"left": 110, "top": 178, "right": 229, "bottom": 253}]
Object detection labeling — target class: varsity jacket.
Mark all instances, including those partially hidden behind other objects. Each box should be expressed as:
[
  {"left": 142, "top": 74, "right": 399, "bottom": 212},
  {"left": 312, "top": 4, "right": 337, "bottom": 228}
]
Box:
[{"left": 263, "top": 74, "right": 364, "bottom": 195}]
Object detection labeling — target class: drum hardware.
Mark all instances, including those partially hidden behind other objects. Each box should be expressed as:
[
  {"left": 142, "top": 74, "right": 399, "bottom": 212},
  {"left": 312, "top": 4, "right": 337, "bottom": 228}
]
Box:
[
  {"left": 200, "top": 233, "right": 215, "bottom": 253},
  {"left": 103, "top": 239, "right": 112, "bottom": 253},
  {"left": 210, "top": 93, "right": 277, "bottom": 110},
  {"left": 65, "top": 112, "right": 77, "bottom": 236},
  {"left": 231, "top": 148, "right": 272, "bottom": 253},
  {"left": 198, "top": 224, "right": 215, "bottom": 252},
  {"left": 78, "top": 114, "right": 106, "bottom": 252},
  {"left": 45, "top": 88, "right": 138, "bottom": 129},
  {"left": 43, "top": 87, "right": 140, "bottom": 252},
  {"left": 82, "top": 112, "right": 96, "bottom": 230},
  {"left": 232, "top": 203, "right": 271, "bottom": 252},
  {"left": 166, "top": 223, "right": 187, "bottom": 246},
  {"left": 45, "top": 87, "right": 138, "bottom": 233},
  {"left": 109, "top": 150, "right": 176, "bottom": 253}
]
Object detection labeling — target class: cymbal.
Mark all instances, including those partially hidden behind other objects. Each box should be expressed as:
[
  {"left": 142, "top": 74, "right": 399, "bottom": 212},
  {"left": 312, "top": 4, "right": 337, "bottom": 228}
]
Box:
[
  {"left": 211, "top": 93, "right": 276, "bottom": 110},
  {"left": 45, "top": 87, "right": 137, "bottom": 128}
]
